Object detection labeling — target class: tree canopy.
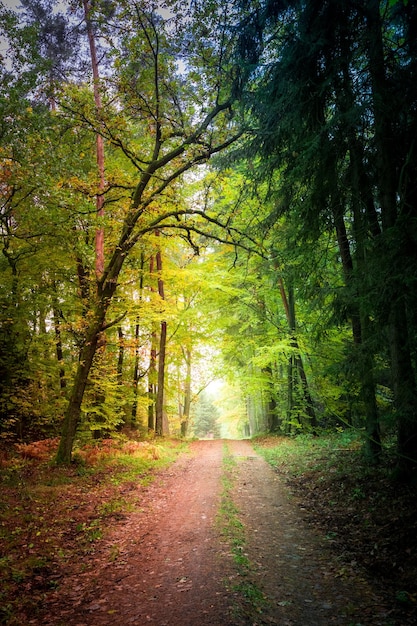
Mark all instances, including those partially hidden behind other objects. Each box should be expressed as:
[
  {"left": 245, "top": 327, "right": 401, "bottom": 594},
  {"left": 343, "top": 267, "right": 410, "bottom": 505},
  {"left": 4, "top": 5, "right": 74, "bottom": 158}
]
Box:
[{"left": 1, "top": 0, "right": 417, "bottom": 478}]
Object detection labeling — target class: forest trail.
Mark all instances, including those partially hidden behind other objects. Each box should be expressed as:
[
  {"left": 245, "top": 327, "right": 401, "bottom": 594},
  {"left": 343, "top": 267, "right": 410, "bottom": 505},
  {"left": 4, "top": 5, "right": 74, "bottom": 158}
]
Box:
[{"left": 34, "top": 440, "right": 390, "bottom": 626}]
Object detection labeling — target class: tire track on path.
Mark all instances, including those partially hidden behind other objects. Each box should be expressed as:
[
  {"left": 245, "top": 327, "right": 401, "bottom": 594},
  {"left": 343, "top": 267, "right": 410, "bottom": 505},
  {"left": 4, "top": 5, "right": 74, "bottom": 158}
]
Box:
[
  {"left": 34, "top": 439, "right": 391, "bottom": 625},
  {"left": 230, "top": 439, "right": 391, "bottom": 625}
]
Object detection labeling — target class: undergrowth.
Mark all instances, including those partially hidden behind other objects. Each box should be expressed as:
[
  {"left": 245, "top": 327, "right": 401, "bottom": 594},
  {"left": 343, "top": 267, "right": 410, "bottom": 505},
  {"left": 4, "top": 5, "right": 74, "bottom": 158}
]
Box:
[{"left": 0, "top": 437, "right": 187, "bottom": 625}]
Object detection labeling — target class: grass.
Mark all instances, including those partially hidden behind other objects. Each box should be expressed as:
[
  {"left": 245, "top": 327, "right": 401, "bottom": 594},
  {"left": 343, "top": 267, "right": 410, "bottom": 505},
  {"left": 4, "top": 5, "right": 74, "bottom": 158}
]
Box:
[
  {"left": 217, "top": 442, "right": 269, "bottom": 620},
  {"left": 253, "top": 430, "right": 364, "bottom": 475}
]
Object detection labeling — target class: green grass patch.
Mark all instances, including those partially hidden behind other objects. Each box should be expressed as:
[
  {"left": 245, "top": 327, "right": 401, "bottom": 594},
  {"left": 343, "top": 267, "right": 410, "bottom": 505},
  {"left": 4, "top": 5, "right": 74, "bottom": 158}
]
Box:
[
  {"left": 253, "top": 431, "right": 365, "bottom": 477},
  {"left": 217, "top": 442, "right": 268, "bottom": 619}
]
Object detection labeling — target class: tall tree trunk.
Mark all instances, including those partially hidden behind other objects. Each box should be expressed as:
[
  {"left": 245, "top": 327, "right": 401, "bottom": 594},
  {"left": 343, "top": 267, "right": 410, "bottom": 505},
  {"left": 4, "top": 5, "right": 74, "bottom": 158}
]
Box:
[
  {"left": 147, "top": 255, "right": 157, "bottom": 431},
  {"left": 56, "top": 310, "right": 105, "bottom": 464},
  {"left": 57, "top": 0, "right": 108, "bottom": 451},
  {"left": 287, "top": 354, "right": 296, "bottom": 433},
  {"left": 116, "top": 326, "right": 126, "bottom": 428},
  {"left": 181, "top": 346, "right": 192, "bottom": 437},
  {"left": 263, "top": 365, "right": 280, "bottom": 432},
  {"left": 156, "top": 321, "right": 167, "bottom": 436},
  {"left": 148, "top": 331, "right": 157, "bottom": 432},
  {"left": 83, "top": 0, "right": 105, "bottom": 278},
  {"left": 117, "top": 327, "right": 124, "bottom": 385},
  {"left": 366, "top": 0, "right": 417, "bottom": 476},
  {"left": 132, "top": 319, "right": 140, "bottom": 423},
  {"left": 155, "top": 245, "right": 167, "bottom": 436},
  {"left": 56, "top": 249, "right": 123, "bottom": 462},
  {"left": 52, "top": 294, "right": 66, "bottom": 390},
  {"left": 132, "top": 253, "right": 145, "bottom": 423},
  {"left": 350, "top": 160, "right": 382, "bottom": 463},
  {"left": 278, "top": 278, "right": 317, "bottom": 430}
]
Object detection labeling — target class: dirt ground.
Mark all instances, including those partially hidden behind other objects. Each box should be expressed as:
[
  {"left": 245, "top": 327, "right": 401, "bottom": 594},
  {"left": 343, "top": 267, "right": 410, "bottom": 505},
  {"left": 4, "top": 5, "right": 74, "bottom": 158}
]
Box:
[{"left": 30, "top": 440, "right": 393, "bottom": 626}]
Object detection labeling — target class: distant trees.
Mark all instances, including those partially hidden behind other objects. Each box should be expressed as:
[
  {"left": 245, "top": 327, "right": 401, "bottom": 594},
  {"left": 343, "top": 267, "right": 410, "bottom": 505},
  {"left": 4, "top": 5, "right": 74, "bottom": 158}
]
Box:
[{"left": 194, "top": 391, "right": 220, "bottom": 439}]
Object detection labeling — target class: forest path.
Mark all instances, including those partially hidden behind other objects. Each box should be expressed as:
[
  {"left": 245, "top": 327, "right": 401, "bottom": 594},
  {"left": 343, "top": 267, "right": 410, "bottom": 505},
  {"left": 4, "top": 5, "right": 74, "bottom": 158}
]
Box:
[{"left": 36, "top": 439, "right": 390, "bottom": 626}]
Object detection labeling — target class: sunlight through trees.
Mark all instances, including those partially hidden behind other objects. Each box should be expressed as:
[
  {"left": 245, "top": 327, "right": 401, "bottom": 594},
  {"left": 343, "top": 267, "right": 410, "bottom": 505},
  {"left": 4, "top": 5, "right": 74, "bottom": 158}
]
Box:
[{"left": 1, "top": 0, "right": 417, "bottom": 478}]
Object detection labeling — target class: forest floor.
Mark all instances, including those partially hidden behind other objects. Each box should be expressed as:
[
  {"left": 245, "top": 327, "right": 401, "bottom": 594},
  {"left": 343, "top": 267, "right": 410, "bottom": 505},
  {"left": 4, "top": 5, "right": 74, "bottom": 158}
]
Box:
[{"left": 0, "top": 436, "right": 416, "bottom": 625}]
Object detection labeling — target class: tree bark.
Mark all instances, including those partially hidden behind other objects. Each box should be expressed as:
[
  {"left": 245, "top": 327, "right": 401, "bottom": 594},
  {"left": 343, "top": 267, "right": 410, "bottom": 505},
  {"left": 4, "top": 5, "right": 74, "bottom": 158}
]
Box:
[
  {"left": 132, "top": 253, "right": 145, "bottom": 423},
  {"left": 155, "top": 245, "right": 167, "bottom": 436},
  {"left": 132, "top": 319, "right": 140, "bottom": 423},
  {"left": 365, "top": 0, "right": 417, "bottom": 475},
  {"left": 83, "top": 0, "right": 105, "bottom": 278},
  {"left": 156, "top": 321, "right": 167, "bottom": 436},
  {"left": 263, "top": 365, "right": 280, "bottom": 432},
  {"left": 181, "top": 346, "right": 192, "bottom": 437},
  {"left": 147, "top": 255, "right": 157, "bottom": 431},
  {"left": 56, "top": 309, "right": 105, "bottom": 463},
  {"left": 52, "top": 294, "right": 66, "bottom": 390},
  {"left": 148, "top": 332, "right": 157, "bottom": 432},
  {"left": 279, "top": 278, "right": 317, "bottom": 430}
]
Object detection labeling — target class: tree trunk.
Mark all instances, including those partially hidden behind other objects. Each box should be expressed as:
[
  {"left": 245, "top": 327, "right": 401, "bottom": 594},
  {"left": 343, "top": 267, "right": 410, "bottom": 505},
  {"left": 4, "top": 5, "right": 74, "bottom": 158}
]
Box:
[
  {"left": 52, "top": 295, "right": 66, "bottom": 389},
  {"left": 156, "top": 320, "right": 167, "bottom": 436},
  {"left": 155, "top": 243, "right": 167, "bottom": 436},
  {"left": 83, "top": 0, "right": 105, "bottom": 278},
  {"left": 287, "top": 354, "right": 296, "bottom": 433},
  {"left": 132, "top": 253, "right": 144, "bottom": 422},
  {"left": 279, "top": 279, "right": 317, "bottom": 430},
  {"left": 365, "top": 0, "right": 417, "bottom": 475},
  {"left": 147, "top": 255, "right": 157, "bottom": 431},
  {"left": 181, "top": 346, "right": 192, "bottom": 437},
  {"left": 148, "top": 332, "right": 157, "bottom": 432},
  {"left": 132, "top": 319, "right": 140, "bottom": 423},
  {"left": 117, "top": 326, "right": 124, "bottom": 385},
  {"left": 56, "top": 312, "right": 105, "bottom": 463}
]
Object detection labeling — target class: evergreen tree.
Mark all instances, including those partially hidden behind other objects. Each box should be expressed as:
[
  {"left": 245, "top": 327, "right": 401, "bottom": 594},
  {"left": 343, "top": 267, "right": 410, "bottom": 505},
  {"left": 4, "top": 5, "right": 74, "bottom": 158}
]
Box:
[
  {"left": 232, "top": 0, "right": 417, "bottom": 475},
  {"left": 194, "top": 391, "right": 220, "bottom": 439}
]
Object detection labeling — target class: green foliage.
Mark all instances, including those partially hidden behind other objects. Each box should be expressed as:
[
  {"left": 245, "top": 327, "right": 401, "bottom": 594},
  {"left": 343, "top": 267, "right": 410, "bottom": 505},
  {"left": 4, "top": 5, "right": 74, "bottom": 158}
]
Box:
[
  {"left": 193, "top": 390, "right": 221, "bottom": 438},
  {"left": 1, "top": 0, "right": 415, "bottom": 467},
  {"left": 254, "top": 430, "right": 371, "bottom": 478}
]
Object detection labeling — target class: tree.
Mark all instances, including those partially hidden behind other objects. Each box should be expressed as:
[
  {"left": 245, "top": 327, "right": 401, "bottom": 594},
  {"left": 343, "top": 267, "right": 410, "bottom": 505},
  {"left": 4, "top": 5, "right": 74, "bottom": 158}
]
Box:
[
  {"left": 0, "top": 3, "right": 83, "bottom": 438},
  {"left": 194, "top": 390, "right": 220, "bottom": 439},
  {"left": 155, "top": 240, "right": 167, "bottom": 436},
  {"left": 82, "top": 0, "right": 106, "bottom": 277},
  {"left": 54, "top": 0, "right": 243, "bottom": 462},
  {"left": 232, "top": 0, "right": 417, "bottom": 474}
]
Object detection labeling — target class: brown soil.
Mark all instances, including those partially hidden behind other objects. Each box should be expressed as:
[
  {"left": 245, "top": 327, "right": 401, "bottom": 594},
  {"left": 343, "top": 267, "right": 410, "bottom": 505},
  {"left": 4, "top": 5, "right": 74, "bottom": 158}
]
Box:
[{"left": 21, "top": 439, "right": 395, "bottom": 626}]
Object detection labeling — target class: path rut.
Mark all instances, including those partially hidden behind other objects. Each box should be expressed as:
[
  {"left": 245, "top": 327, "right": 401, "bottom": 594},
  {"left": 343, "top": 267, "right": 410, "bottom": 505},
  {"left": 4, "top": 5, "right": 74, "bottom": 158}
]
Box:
[{"left": 34, "top": 439, "right": 391, "bottom": 625}]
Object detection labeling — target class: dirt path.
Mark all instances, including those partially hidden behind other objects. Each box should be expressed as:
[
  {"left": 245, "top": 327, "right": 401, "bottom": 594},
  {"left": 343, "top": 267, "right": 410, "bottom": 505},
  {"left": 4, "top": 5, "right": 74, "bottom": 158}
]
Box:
[{"left": 34, "top": 440, "right": 391, "bottom": 625}]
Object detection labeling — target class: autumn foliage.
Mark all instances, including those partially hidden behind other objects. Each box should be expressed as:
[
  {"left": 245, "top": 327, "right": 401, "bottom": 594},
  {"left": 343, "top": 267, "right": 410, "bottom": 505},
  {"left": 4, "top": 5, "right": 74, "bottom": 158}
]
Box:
[{"left": 12, "top": 437, "right": 161, "bottom": 464}]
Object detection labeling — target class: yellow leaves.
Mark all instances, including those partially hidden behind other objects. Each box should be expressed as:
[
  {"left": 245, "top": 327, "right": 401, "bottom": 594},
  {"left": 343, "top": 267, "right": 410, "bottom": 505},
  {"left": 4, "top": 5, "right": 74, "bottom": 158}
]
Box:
[{"left": 59, "top": 175, "right": 98, "bottom": 196}]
